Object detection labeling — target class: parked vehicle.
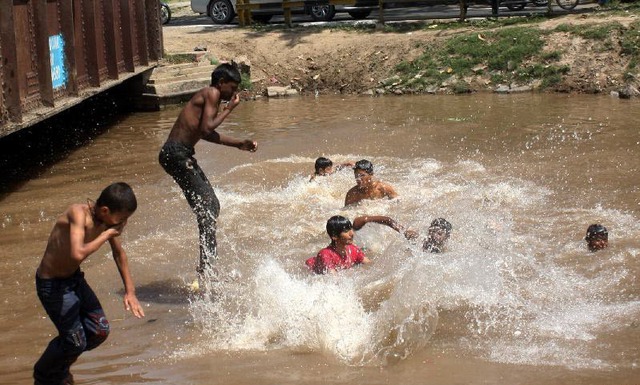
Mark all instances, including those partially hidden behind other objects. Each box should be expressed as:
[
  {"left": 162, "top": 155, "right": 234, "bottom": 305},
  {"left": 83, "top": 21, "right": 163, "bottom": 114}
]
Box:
[
  {"left": 501, "top": 0, "right": 580, "bottom": 11},
  {"left": 191, "top": 0, "right": 375, "bottom": 24},
  {"left": 161, "top": 1, "right": 172, "bottom": 24}
]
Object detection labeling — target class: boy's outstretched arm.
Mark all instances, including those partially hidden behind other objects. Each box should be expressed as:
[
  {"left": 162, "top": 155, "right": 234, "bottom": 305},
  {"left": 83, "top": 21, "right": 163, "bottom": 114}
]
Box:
[
  {"left": 352, "top": 215, "right": 418, "bottom": 240},
  {"left": 109, "top": 237, "right": 145, "bottom": 318},
  {"left": 204, "top": 130, "right": 257, "bottom": 152},
  {"left": 353, "top": 215, "right": 401, "bottom": 231}
]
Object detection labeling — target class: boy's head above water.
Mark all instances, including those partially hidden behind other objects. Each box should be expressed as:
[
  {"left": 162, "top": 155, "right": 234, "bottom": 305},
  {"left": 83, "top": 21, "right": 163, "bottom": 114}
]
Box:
[
  {"left": 353, "top": 159, "right": 374, "bottom": 175},
  {"left": 424, "top": 218, "right": 452, "bottom": 253},
  {"left": 353, "top": 159, "right": 374, "bottom": 186},
  {"left": 326, "top": 215, "right": 354, "bottom": 244},
  {"left": 585, "top": 224, "right": 608, "bottom": 252},
  {"left": 314, "top": 157, "right": 333, "bottom": 175}
]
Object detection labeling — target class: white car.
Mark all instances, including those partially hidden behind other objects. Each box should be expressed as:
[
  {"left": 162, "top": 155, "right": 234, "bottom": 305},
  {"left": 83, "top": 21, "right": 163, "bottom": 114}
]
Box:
[{"left": 191, "top": 0, "right": 375, "bottom": 24}]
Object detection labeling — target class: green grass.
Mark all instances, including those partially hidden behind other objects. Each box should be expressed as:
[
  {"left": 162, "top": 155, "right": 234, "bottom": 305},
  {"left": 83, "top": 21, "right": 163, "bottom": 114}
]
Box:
[
  {"left": 554, "top": 21, "right": 623, "bottom": 40},
  {"left": 396, "top": 26, "right": 548, "bottom": 86},
  {"left": 162, "top": 53, "right": 197, "bottom": 64},
  {"left": 620, "top": 20, "right": 640, "bottom": 75},
  {"left": 240, "top": 73, "right": 253, "bottom": 90},
  {"left": 391, "top": 17, "right": 640, "bottom": 92}
]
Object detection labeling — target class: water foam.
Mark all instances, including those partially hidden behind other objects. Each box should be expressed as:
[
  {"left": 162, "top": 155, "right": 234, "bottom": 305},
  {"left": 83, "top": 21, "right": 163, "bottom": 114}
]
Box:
[{"left": 176, "top": 155, "right": 639, "bottom": 369}]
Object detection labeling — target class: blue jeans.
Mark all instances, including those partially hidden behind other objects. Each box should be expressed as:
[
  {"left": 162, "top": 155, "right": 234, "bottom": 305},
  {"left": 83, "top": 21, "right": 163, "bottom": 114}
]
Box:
[
  {"left": 34, "top": 270, "right": 110, "bottom": 385},
  {"left": 159, "top": 140, "right": 220, "bottom": 273}
]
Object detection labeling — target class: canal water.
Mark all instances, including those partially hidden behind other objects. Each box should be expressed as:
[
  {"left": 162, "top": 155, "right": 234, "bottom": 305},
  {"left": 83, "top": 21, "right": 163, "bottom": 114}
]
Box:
[{"left": 0, "top": 94, "right": 638, "bottom": 384}]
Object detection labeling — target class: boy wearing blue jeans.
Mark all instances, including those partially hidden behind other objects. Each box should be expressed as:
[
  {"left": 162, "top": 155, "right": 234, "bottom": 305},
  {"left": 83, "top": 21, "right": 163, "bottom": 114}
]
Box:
[{"left": 34, "top": 183, "right": 145, "bottom": 385}]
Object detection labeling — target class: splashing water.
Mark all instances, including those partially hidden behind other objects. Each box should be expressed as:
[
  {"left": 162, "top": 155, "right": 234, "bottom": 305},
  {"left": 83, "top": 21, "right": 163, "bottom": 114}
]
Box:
[{"left": 176, "top": 155, "right": 639, "bottom": 370}]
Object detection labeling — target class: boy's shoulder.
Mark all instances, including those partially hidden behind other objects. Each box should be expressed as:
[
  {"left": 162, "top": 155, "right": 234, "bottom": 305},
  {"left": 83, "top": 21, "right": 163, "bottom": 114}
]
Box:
[{"left": 64, "top": 203, "right": 92, "bottom": 223}]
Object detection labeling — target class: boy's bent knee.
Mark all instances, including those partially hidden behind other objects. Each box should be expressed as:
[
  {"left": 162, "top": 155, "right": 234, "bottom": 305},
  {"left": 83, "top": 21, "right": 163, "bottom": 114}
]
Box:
[
  {"left": 85, "top": 313, "right": 110, "bottom": 350},
  {"left": 62, "top": 325, "right": 87, "bottom": 357}
]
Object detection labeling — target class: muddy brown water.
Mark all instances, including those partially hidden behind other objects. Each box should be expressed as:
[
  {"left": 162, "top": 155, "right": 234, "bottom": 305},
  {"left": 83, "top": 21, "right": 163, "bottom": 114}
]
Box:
[{"left": 1, "top": 94, "right": 639, "bottom": 384}]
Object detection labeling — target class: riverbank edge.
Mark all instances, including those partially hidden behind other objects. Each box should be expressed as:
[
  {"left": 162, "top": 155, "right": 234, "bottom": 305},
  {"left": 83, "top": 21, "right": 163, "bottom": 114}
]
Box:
[{"left": 160, "top": 3, "right": 640, "bottom": 101}]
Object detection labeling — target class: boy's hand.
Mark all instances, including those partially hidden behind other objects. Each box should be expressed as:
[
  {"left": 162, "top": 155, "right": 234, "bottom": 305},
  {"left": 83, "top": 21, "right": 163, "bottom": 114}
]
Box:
[
  {"left": 403, "top": 229, "right": 419, "bottom": 240},
  {"left": 225, "top": 93, "right": 241, "bottom": 111},
  {"left": 105, "top": 228, "right": 121, "bottom": 239},
  {"left": 124, "top": 293, "right": 145, "bottom": 318},
  {"left": 239, "top": 140, "right": 257, "bottom": 152}
]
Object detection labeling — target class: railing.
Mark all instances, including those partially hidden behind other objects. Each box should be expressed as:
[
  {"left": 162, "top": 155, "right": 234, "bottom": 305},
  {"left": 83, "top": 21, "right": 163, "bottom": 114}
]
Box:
[{"left": 0, "top": 0, "right": 164, "bottom": 137}]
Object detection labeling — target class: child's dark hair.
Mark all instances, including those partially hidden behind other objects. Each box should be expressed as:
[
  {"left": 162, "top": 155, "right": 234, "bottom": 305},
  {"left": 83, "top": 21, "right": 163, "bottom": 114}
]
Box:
[
  {"left": 430, "top": 218, "right": 452, "bottom": 235},
  {"left": 354, "top": 159, "right": 374, "bottom": 175},
  {"left": 326, "top": 215, "right": 353, "bottom": 238},
  {"left": 211, "top": 63, "right": 241, "bottom": 86},
  {"left": 96, "top": 182, "right": 137, "bottom": 213},
  {"left": 585, "top": 224, "right": 608, "bottom": 240},
  {"left": 314, "top": 157, "right": 333, "bottom": 174}
]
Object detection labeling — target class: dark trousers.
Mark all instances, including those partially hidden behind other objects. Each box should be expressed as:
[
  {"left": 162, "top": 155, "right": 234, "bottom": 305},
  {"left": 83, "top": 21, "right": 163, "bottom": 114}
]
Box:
[
  {"left": 159, "top": 140, "right": 220, "bottom": 273},
  {"left": 34, "top": 270, "right": 110, "bottom": 385}
]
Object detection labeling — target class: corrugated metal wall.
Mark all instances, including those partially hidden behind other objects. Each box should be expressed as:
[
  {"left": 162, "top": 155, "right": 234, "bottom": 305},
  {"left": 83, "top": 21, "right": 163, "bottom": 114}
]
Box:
[{"left": 0, "top": 0, "right": 163, "bottom": 137}]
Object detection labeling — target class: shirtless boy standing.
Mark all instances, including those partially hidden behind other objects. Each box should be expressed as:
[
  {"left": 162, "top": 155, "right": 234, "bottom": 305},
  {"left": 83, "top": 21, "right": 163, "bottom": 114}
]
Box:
[
  {"left": 159, "top": 63, "right": 257, "bottom": 276},
  {"left": 344, "top": 159, "right": 398, "bottom": 206},
  {"left": 34, "top": 182, "right": 144, "bottom": 385}
]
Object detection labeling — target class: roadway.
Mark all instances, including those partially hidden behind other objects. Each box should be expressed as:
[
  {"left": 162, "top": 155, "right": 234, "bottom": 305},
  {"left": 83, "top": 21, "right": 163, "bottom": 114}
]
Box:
[{"left": 163, "top": 0, "right": 599, "bottom": 28}]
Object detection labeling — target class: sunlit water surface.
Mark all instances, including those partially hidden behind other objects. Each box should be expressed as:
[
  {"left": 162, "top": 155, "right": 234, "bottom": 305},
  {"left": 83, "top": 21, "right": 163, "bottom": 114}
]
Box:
[{"left": 0, "top": 94, "right": 638, "bottom": 385}]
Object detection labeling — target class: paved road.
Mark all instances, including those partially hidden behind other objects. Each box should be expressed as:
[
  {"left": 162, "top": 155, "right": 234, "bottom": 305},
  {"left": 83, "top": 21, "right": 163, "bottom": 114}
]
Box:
[{"left": 164, "top": 0, "right": 598, "bottom": 28}]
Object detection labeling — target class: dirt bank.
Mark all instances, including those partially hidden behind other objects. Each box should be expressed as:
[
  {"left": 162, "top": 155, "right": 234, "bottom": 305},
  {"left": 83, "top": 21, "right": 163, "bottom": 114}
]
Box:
[{"left": 161, "top": 7, "right": 640, "bottom": 97}]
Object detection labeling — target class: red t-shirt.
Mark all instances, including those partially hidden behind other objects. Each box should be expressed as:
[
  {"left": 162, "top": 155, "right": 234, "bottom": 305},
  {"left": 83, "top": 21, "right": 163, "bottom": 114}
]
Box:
[{"left": 305, "top": 244, "right": 366, "bottom": 274}]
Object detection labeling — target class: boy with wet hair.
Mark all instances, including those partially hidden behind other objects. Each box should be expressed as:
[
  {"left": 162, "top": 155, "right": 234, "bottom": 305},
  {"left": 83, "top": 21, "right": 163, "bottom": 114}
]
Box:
[
  {"left": 344, "top": 159, "right": 398, "bottom": 206},
  {"left": 305, "top": 215, "right": 371, "bottom": 274},
  {"left": 353, "top": 215, "right": 453, "bottom": 253},
  {"left": 585, "top": 224, "right": 608, "bottom": 252},
  {"left": 309, "top": 157, "right": 354, "bottom": 181},
  {"left": 34, "top": 182, "right": 145, "bottom": 385},
  {"left": 423, "top": 218, "right": 453, "bottom": 253},
  {"left": 159, "top": 63, "right": 257, "bottom": 276}
]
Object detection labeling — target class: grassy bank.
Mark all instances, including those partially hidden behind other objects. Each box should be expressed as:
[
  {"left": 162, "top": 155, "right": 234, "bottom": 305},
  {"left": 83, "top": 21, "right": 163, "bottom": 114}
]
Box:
[
  {"left": 246, "top": 2, "right": 640, "bottom": 95},
  {"left": 384, "top": 5, "right": 640, "bottom": 93}
]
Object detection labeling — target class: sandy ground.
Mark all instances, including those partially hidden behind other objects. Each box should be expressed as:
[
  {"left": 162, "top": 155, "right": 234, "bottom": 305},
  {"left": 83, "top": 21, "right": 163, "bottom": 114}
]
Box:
[{"left": 162, "top": 3, "right": 640, "bottom": 96}]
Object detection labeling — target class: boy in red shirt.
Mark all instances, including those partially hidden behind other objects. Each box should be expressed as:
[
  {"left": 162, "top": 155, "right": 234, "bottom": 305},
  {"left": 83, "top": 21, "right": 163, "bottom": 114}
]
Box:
[{"left": 306, "top": 216, "right": 371, "bottom": 274}]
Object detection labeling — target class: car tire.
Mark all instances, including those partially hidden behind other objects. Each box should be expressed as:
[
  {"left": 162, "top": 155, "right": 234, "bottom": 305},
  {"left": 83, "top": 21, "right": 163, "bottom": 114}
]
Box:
[
  {"left": 505, "top": 0, "right": 526, "bottom": 10},
  {"left": 309, "top": 5, "right": 336, "bottom": 21},
  {"left": 208, "top": 0, "right": 235, "bottom": 24},
  {"left": 160, "top": 3, "right": 171, "bottom": 24},
  {"left": 347, "top": 10, "right": 371, "bottom": 19}
]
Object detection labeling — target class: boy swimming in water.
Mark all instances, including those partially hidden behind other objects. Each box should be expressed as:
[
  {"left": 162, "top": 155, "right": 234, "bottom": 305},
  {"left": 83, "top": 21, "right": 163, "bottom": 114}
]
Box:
[
  {"left": 585, "top": 224, "right": 608, "bottom": 252},
  {"left": 306, "top": 215, "right": 371, "bottom": 274},
  {"left": 34, "top": 182, "right": 145, "bottom": 385},
  {"left": 353, "top": 215, "right": 453, "bottom": 253},
  {"left": 159, "top": 63, "right": 257, "bottom": 277},
  {"left": 309, "top": 157, "right": 354, "bottom": 181},
  {"left": 344, "top": 159, "right": 398, "bottom": 206}
]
